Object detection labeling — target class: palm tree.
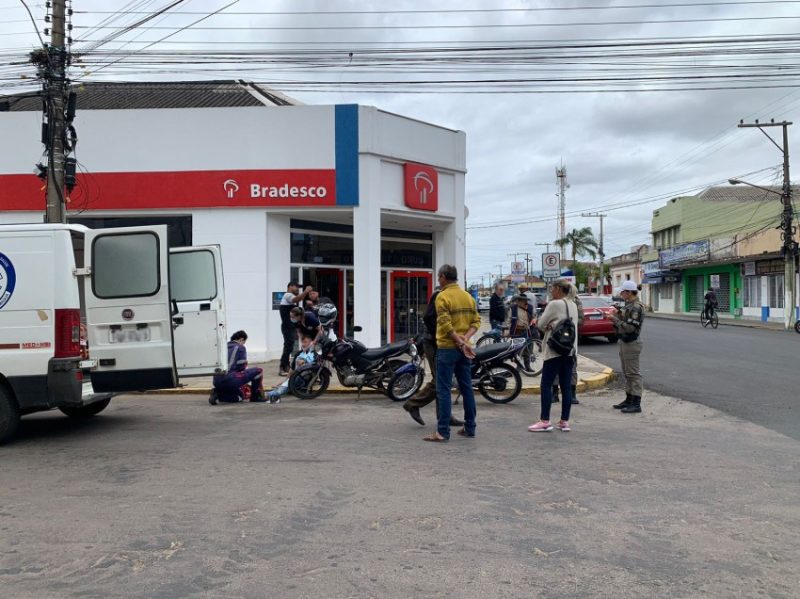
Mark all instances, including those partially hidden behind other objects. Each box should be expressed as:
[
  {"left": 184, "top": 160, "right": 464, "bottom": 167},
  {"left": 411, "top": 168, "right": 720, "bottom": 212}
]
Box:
[{"left": 555, "top": 227, "right": 599, "bottom": 265}]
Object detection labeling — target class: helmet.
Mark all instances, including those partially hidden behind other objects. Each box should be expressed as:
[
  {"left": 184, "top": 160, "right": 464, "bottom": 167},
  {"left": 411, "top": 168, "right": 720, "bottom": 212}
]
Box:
[{"left": 317, "top": 303, "right": 338, "bottom": 326}]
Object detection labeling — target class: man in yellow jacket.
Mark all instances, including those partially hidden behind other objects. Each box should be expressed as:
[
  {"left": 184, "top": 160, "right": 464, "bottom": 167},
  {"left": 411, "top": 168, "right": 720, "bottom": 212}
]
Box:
[{"left": 424, "top": 264, "right": 481, "bottom": 442}]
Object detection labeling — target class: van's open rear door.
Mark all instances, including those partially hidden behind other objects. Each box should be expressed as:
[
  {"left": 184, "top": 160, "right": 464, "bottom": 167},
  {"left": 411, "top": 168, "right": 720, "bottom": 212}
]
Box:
[
  {"left": 169, "top": 245, "right": 227, "bottom": 377},
  {"left": 84, "top": 226, "right": 178, "bottom": 392}
]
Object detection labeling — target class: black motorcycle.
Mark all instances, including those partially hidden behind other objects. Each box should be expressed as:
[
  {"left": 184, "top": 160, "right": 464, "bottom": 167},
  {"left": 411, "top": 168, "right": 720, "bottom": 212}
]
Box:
[
  {"left": 454, "top": 337, "right": 526, "bottom": 404},
  {"left": 289, "top": 327, "right": 424, "bottom": 400}
]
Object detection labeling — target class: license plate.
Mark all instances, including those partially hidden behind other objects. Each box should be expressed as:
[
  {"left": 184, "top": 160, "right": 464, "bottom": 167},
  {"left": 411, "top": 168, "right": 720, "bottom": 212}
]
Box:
[
  {"left": 589, "top": 315, "right": 603, "bottom": 320},
  {"left": 109, "top": 328, "right": 151, "bottom": 343}
]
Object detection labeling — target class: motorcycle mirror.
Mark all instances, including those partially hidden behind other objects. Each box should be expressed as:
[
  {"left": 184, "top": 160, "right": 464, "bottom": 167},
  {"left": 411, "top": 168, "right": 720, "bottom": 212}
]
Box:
[{"left": 353, "top": 325, "right": 363, "bottom": 332}]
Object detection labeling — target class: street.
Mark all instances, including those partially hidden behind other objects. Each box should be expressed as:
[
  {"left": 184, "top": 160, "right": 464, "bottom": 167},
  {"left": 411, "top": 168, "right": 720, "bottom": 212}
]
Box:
[
  {"left": 579, "top": 317, "right": 800, "bottom": 441},
  {"left": 1, "top": 391, "right": 798, "bottom": 598}
]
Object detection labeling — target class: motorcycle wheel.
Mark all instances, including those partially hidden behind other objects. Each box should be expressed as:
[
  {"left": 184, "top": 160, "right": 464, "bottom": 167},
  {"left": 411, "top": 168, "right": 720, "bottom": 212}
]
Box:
[
  {"left": 289, "top": 368, "right": 330, "bottom": 400},
  {"left": 795, "top": 320, "right": 800, "bottom": 334},
  {"left": 387, "top": 368, "right": 424, "bottom": 402},
  {"left": 478, "top": 364, "right": 522, "bottom": 404}
]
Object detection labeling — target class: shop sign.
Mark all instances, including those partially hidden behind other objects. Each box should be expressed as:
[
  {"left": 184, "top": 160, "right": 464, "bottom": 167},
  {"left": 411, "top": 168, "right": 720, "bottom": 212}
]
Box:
[
  {"left": 643, "top": 261, "right": 661, "bottom": 275},
  {"left": 659, "top": 240, "right": 710, "bottom": 268},
  {"left": 0, "top": 169, "right": 341, "bottom": 210},
  {"left": 403, "top": 163, "right": 438, "bottom": 212},
  {"left": 710, "top": 274, "right": 721, "bottom": 289},
  {"left": 744, "top": 261, "right": 756, "bottom": 276},
  {"left": 510, "top": 261, "right": 525, "bottom": 282}
]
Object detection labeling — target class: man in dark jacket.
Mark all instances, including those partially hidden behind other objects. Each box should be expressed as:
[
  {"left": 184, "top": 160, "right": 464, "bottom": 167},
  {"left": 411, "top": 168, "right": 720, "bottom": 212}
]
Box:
[
  {"left": 402, "top": 288, "right": 464, "bottom": 428},
  {"left": 489, "top": 283, "right": 507, "bottom": 331}
]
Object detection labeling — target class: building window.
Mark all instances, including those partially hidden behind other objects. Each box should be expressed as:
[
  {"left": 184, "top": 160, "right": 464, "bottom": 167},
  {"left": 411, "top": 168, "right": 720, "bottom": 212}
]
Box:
[
  {"left": 625, "top": 274, "right": 631, "bottom": 280},
  {"left": 659, "top": 284, "right": 673, "bottom": 299},
  {"left": 381, "top": 239, "right": 433, "bottom": 268},
  {"left": 743, "top": 276, "right": 761, "bottom": 308},
  {"left": 768, "top": 274, "right": 784, "bottom": 309},
  {"left": 291, "top": 233, "right": 354, "bottom": 265}
]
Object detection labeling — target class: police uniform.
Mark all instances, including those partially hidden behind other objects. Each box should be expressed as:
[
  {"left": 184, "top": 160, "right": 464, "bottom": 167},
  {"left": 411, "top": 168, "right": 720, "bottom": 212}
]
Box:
[{"left": 613, "top": 293, "right": 644, "bottom": 413}]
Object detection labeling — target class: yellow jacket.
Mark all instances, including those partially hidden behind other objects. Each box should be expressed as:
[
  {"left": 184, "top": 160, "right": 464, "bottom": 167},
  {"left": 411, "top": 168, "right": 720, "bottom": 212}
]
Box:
[{"left": 435, "top": 283, "right": 481, "bottom": 349}]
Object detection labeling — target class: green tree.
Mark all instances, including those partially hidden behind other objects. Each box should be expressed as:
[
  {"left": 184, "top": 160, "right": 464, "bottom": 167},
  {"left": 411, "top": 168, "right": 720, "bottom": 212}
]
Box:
[{"left": 555, "top": 227, "right": 599, "bottom": 266}]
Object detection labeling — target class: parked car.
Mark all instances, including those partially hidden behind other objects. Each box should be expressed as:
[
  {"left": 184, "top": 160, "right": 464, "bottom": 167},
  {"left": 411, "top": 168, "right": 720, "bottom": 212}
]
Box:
[
  {"left": 477, "top": 296, "right": 490, "bottom": 312},
  {"left": 577, "top": 295, "right": 618, "bottom": 342}
]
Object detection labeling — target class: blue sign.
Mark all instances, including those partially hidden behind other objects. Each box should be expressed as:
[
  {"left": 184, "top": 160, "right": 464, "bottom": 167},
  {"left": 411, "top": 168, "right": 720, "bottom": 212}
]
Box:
[
  {"left": 0, "top": 252, "right": 16, "bottom": 309},
  {"left": 659, "top": 240, "right": 710, "bottom": 268}
]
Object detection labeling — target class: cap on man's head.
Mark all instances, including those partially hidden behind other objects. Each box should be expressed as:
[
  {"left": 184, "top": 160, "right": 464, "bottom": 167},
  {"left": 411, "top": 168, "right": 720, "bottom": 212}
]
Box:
[
  {"left": 512, "top": 294, "right": 529, "bottom": 302},
  {"left": 618, "top": 280, "right": 638, "bottom": 293}
]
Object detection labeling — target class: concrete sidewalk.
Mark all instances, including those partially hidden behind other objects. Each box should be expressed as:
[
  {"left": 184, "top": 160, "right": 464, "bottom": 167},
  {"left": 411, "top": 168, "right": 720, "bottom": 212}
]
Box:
[
  {"left": 648, "top": 310, "right": 790, "bottom": 330},
  {"left": 157, "top": 355, "right": 615, "bottom": 396}
]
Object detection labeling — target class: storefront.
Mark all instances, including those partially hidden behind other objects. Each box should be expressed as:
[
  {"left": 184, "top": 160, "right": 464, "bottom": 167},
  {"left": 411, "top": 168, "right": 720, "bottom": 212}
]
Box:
[
  {"left": 680, "top": 263, "right": 741, "bottom": 315},
  {"left": 0, "top": 82, "right": 467, "bottom": 359},
  {"left": 740, "top": 257, "right": 790, "bottom": 321}
]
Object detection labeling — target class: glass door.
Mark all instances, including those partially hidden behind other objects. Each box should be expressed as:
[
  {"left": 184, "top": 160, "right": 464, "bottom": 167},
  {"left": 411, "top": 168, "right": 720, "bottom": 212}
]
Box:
[
  {"left": 300, "top": 267, "right": 345, "bottom": 338},
  {"left": 389, "top": 271, "right": 433, "bottom": 342}
]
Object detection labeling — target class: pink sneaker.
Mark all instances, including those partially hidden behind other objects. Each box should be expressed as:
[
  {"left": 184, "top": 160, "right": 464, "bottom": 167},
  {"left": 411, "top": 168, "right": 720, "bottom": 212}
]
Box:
[
  {"left": 527, "top": 420, "right": 553, "bottom": 432},
  {"left": 557, "top": 420, "right": 570, "bottom": 432}
]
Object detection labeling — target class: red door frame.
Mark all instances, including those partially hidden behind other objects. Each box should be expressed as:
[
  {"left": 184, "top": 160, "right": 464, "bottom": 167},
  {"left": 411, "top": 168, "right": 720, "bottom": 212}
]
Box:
[
  {"left": 316, "top": 268, "right": 345, "bottom": 338},
  {"left": 389, "top": 271, "right": 434, "bottom": 342}
]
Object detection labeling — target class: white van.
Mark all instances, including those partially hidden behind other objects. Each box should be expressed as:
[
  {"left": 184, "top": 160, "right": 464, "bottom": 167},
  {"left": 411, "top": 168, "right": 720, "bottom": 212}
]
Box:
[{"left": 0, "top": 224, "right": 227, "bottom": 444}]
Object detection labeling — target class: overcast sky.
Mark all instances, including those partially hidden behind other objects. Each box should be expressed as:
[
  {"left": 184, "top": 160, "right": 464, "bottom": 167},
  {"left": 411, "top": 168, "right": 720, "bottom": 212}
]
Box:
[{"left": 2, "top": 0, "right": 799, "bottom": 284}]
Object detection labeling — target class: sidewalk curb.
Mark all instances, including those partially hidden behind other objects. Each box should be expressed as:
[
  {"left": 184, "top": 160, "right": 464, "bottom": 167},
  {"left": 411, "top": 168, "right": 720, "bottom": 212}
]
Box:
[
  {"left": 648, "top": 312, "right": 786, "bottom": 331},
  {"left": 144, "top": 364, "right": 618, "bottom": 397}
]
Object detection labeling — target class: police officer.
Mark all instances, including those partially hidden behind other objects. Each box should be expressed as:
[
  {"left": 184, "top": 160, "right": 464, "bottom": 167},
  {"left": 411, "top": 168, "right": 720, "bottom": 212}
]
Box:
[{"left": 607, "top": 280, "right": 645, "bottom": 413}]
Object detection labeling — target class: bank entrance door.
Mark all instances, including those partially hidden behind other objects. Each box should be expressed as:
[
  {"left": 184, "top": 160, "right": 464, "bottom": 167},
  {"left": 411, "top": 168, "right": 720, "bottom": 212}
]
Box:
[
  {"left": 298, "top": 267, "right": 353, "bottom": 338},
  {"left": 389, "top": 271, "right": 433, "bottom": 342}
]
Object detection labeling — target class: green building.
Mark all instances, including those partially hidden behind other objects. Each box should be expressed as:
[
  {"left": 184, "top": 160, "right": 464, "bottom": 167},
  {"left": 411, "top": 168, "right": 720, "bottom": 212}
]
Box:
[{"left": 642, "top": 186, "right": 797, "bottom": 322}]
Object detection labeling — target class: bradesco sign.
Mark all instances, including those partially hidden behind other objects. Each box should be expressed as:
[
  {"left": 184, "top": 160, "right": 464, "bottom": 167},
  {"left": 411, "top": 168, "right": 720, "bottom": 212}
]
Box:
[{"left": 0, "top": 169, "right": 338, "bottom": 210}]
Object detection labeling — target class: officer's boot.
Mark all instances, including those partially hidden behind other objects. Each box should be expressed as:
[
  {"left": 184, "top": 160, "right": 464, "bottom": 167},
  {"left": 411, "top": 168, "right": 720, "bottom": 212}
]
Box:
[
  {"left": 613, "top": 393, "right": 632, "bottom": 409},
  {"left": 620, "top": 395, "right": 642, "bottom": 413},
  {"left": 552, "top": 385, "right": 560, "bottom": 403},
  {"left": 570, "top": 385, "right": 579, "bottom": 405}
]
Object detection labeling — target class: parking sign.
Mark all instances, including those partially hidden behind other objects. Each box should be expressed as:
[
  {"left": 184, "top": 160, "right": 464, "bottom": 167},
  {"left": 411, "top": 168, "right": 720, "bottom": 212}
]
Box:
[{"left": 542, "top": 253, "right": 561, "bottom": 279}]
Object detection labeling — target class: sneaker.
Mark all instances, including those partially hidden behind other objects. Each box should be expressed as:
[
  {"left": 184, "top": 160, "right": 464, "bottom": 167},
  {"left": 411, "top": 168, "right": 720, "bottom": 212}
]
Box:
[
  {"left": 557, "top": 420, "right": 571, "bottom": 432},
  {"left": 269, "top": 397, "right": 281, "bottom": 405},
  {"left": 527, "top": 420, "right": 553, "bottom": 432}
]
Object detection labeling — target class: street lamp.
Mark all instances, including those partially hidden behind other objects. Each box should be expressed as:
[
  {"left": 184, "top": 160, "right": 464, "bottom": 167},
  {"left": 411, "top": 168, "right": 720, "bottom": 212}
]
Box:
[{"left": 728, "top": 178, "right": 782, "bottom": 196}]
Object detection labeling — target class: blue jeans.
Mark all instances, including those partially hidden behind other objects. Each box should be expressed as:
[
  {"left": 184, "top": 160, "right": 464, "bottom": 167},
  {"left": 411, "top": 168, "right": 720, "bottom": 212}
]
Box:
[
  {"left": 490, "top": 319, "right": 504, "bottom": 334},
  {"left": 435, "top": 348, "right": 477, "bottom": 439},
  {"left": 540, "top": 355, "right": 574, "bottom": 421}
]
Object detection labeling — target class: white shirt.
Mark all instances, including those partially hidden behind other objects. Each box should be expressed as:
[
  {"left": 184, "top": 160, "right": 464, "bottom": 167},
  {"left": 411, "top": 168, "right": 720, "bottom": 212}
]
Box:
[{"left": 281, "top": 291, "right": 296, "bottom": 306}]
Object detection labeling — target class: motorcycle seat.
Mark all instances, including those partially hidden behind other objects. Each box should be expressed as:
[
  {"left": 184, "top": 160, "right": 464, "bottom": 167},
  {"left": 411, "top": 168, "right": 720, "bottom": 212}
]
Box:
[
  {"left": 360, "top": 340, "right": 409, "bottom": 361},
  {"left": 474, "top": 341, "right": 513, "bottom": 362}
]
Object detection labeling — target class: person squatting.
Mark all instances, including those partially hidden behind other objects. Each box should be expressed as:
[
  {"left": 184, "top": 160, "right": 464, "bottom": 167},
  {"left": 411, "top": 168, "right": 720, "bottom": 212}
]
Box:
[{"left": 209, "top": 330, "right": 265, "bottom": 404}]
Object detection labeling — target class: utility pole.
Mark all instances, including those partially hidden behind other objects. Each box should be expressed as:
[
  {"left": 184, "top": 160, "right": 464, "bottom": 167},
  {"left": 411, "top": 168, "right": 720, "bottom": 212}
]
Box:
[
  {"left": 582, "top": 212, "right": 606, "bottom": 295},
  {"left": 494, "top": 264, "right": 504, "bottom": 283},
  {"left": 738, "top": 119, "right": 796, "bottom": 330},
  {"left": 44, "top": 0, "right": 69, "bottom": 223},
  {"left": 556, "top": 164, "right": 568, "bottom": 260},
  {"left": 534, "top": 242, "right": 552, "bottom": 252}
]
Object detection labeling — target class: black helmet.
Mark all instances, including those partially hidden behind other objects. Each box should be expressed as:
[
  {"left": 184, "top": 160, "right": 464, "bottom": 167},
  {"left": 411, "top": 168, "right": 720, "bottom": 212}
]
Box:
[{"left": 317, "top": 303, "right": 338, "bottom": 326}]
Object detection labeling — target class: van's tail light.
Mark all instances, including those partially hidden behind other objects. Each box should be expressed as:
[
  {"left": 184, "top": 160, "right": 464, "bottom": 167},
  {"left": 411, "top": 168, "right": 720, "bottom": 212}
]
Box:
[{"left": 55, "top": 309, "right": 81, "bottom": 358}]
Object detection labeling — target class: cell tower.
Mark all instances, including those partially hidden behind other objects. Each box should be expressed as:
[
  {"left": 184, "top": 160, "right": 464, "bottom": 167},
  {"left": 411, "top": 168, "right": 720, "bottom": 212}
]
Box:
[{"left": 555, "top": 163, "right": 568, "bottom": 260}]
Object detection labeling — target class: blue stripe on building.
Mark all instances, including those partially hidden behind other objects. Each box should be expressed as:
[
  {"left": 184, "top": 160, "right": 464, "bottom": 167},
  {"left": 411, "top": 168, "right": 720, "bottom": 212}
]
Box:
[{"left": 334, "top": 104, "right": 359, "bottom": 206}]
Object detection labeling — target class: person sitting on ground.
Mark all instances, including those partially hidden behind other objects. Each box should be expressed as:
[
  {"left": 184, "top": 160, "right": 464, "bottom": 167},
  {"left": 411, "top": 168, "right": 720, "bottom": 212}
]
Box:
[
  {"left": 210, "top": 330, "right": 265, "bottom": 404},
  {"left": 267, "top": 333, "right": 317, "bottom": 404}
]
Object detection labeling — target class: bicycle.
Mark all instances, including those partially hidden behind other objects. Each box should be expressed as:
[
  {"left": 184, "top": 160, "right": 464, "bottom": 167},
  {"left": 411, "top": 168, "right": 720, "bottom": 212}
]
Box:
[
  {"left": 700, "top": 305, "right": 719, "bottom": 329},
  {"left": 477, "top": 325, "right": 543, "bottom": 376}
]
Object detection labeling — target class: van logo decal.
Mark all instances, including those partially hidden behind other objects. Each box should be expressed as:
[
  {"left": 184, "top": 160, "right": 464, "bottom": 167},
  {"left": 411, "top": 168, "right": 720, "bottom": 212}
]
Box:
[
  {"left": 0, "top": 252, "right": 16, "bottom": 310},
  {"left": 122, "top": 308, "right": 135, "bottom": 321}
]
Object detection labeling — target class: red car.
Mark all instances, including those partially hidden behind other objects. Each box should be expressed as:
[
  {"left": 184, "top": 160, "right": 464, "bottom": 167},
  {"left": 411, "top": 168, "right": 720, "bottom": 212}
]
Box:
[{"left": 578, "top": 295, "right": 618, "bottom": 343}]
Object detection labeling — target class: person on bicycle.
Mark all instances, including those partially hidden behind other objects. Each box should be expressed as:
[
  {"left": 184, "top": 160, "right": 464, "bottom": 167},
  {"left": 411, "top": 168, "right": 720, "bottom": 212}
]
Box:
[
  {"left": 703, "top": 287, "right": 718, "bottom": 321},
  {"left": 508, "top": 294, "right": 536, "bottom": 371}
]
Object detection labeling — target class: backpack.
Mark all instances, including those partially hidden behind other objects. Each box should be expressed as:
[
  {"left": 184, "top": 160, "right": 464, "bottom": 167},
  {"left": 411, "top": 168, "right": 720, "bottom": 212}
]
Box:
[{"left": 547, "top": 300, "right": 576, "bottom": 356}]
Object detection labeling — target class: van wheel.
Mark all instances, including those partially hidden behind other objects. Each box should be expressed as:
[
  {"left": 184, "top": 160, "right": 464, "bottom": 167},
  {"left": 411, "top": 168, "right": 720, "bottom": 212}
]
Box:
[
  {"left": 0, "top": 386, "right": 21, "bottom": 445},
  {"left": 59, "top": 398, "right": 111, "bottom": 419}
]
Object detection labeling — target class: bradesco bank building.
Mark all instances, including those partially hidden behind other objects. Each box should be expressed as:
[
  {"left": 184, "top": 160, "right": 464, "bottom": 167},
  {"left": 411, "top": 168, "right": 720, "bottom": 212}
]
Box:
[{"left": 0, "top": 82, "right": 467, "bottom": 360}]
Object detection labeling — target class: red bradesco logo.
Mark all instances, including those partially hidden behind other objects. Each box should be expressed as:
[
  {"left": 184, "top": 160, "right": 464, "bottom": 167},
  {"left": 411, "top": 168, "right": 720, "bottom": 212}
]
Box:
[{"left": 404, "top": 163, "right": 438, "bottom": 212}]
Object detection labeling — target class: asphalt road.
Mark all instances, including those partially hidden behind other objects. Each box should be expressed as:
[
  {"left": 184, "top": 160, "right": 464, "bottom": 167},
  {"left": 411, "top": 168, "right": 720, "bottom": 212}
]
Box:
[
  {"left": 2, "top": 392, "right": 798, "bottom": 598},
  {"left": 579, "top": 317, "right": 800, "bottom": 441}
]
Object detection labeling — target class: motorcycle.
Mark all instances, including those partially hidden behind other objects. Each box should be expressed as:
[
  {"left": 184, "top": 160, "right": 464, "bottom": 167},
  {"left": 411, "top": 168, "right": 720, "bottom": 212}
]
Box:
[
  {"left": 453, "top": 337, "right": 526, "bottom": 404},
  {"left": 476, "top": 325, "right": 543, "bottom": 377},
  {"left": 288, "top": 326, "right": 424, "bottom": 400}
]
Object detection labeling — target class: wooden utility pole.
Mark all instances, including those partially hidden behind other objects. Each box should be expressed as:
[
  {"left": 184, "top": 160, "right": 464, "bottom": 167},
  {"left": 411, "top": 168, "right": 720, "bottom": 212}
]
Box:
[{"left": 45, "top": 0, "right": 68, "bottom": 223}]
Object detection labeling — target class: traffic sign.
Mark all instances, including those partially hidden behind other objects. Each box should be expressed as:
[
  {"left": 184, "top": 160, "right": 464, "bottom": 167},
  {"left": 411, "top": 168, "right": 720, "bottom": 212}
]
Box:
[{"left": 542, "top": 252, "right": 561, "bottom": 279}]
